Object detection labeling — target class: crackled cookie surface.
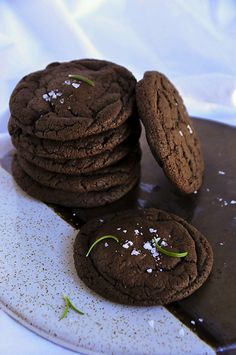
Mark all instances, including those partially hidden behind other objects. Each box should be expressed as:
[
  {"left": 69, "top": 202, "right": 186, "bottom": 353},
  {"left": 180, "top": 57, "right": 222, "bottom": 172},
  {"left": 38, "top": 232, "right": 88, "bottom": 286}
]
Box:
[
  {"left": 9, "top": 59, "right": 136, "bottom": 140},
  {"left": 74, "top": 208, "right": 213, "bottom": 306},
  {"left": 136, "top": 71, "right": 204, "bottom": 194}
]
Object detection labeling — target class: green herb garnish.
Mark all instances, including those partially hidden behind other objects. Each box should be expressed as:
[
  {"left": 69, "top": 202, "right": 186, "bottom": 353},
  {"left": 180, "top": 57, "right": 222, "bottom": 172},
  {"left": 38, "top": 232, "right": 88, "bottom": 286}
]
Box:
[
  {"left": 154, "top": 239, "right": 188, "bottom": 258},
  {"left": 60, "top": 295, "right": 84, "bottom": 320},
  {"left": 86, "top": 235, "right": 119, "bottom": 257},
  {"left": 68, "top": 74, "right": 95, "bottom": 87}
]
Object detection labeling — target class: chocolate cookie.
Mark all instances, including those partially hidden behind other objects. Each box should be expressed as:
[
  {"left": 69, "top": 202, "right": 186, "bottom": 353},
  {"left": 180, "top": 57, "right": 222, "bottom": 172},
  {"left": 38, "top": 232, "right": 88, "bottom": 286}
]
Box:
[
  {"left": 16, "top": 136, "right": 140, "bottom": 175},
  {"left": 74, "top": 208, "right": 213, "bottom": 306},
  {"left": 12, "top": 157, "right": 140, "bottom": 208},
  {"left": 16, "top": 150, "right": 141, "bottom": 193},
  {"left": 9, "top": 59, "right": 136, "bottom": 141},
  {"left": 136, "top": 71, "right": 204, "bottom": 194},
  {"left": 9, "top": 115, "right": 140, "bottom": 159}
]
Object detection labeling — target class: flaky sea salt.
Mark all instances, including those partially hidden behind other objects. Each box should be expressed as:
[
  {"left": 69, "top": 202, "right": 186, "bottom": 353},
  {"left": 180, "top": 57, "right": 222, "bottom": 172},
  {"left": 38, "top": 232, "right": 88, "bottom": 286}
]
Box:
[
  {"left": 230, "top": 200, "right": 236, "bottom": 204},
  {"left": 122, "top": 240, "right": 133, "bottom": 249},
  {"left": 72, "top": 82, "right": 80, "bottom": 88},
  {"left": 161, "top": 240, "right": 168, "bottom": 247},
  {"left": 134, "top": 229, "right": 140, "bottom": 235},
  {"left": 146, "top": 268, "right": 153, "bottom": 273},
  {"left": 42, "top": 90, "right": 63, "bottom": 102},
  {"left": 123, "top": 230, "right": 127, "bottom": 233},
  {"left": 64, "top": 80, "right": 71, "bottom": 85},
  {"left": 42, "top": 93, "right": 50, "bottom": 101},
  {"left": 104, "top": 242, "right": 109, "bottom": 247},
  {"left": 148, "top": 320, "right": 155, "bottom": 328},
  {"left": 218, "top": 171, "right": 225, "bottom": 175},
  {"left": 187, "top": 124, "right": 193, "bottom": 134},
  {"left": 178, "top": 328, "right": 185, "bottom": 336},
  {"left": 149, "top": 228, "right": 157, "bottom": 233},
  {"left": 143, "top": 241, "right": 152, "bottom": 251},
  {"left": 131, "top": 249, "right": 140, "bottom": 256},
  {"left": 179, "top": 130, "right": 183, "bottom": 136},
  {"left": 191, "top": 320, "right": 196, "bottom": 325},
  {"left": 198, "top": 318, "right": 204, "bottom": 323}
]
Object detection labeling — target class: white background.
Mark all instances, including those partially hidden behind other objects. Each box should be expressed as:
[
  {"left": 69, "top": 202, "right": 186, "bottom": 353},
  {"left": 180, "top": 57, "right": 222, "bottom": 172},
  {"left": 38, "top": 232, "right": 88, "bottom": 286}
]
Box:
[{"left": 0, "top": 0, "right": 236, "bottom": 354}]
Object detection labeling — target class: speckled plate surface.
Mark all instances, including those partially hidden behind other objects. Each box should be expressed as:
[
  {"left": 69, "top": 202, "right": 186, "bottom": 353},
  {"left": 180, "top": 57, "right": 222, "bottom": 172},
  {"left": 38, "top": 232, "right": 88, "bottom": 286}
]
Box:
[{"left": 0, "top": 167, "right": 214, "bottom": 354}]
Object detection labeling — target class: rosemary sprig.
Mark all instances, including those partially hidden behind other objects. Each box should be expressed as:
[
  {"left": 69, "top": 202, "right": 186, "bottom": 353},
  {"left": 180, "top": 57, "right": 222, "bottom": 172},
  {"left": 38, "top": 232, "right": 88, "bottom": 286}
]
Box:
[
  {"left": 68, "top": 74, "right": 95, "bottom": 87},
  {"left": 60, "top": 295, "right": 84, "bottom": 320},
  {"left": 86, "top": 235, "right": 119, "bottom": 257},
  {"left": 154, "top": 239, "right": 188, "bottom": 258}
]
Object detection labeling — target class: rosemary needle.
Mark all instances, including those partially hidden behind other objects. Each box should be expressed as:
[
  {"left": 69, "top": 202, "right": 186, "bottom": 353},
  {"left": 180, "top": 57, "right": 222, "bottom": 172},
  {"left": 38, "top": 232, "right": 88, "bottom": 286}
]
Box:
[
  {"left": 155, "top": 240, "right": 188, "bottom": 258},
  {"left": 59, "top": 295, "right": 84, "bottom": 320},
  {"left": 59, "top": 295, "right": 70, "bottom": 320},
  {"left": 86, "top": 235, "right": 119, "bottom": 257},
  {"left": 68, "top": 74, "right": 95, "bottom": 87}
]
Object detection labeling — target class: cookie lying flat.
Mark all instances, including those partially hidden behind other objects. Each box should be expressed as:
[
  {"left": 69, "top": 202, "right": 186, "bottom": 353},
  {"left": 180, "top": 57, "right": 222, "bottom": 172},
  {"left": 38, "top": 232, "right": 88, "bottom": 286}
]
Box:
[
  {"left": 16, "top": 149, "right": 141, "bottom": 193},
  {"left": 9, "top": 115, "right": 140, "bottom": 159},
  {"left": 9, "top": 59, "right": 136, "bottom": 141},
  {"left": 136, "top": 71, "right": 204, "bottom": 194},
  {"left": 12, "top": 157, "right": 140, "bottom": 208},
  {"left": 74, "top": 208, "right": 213, "bottom": 306}
]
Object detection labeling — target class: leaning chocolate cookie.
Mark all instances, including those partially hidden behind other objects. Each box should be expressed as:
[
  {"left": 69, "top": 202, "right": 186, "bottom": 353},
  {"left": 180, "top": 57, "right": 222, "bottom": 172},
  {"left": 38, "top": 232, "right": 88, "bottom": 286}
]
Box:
[
  {"left": 136, "top": 71, "right": 204, "bottom": 194},
  {"left": 74, "top": 208, "right": 213, "bottom": 306},
  {"left": 9, "top": 59, "right": 136, "bottom": 141}
]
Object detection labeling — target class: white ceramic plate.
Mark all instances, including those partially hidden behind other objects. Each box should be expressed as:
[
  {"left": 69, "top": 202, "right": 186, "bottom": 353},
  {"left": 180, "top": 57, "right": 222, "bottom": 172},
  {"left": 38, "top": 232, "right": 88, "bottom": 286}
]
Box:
[{"left": 0, "top": 166, "right": 214, "bottom": 354}]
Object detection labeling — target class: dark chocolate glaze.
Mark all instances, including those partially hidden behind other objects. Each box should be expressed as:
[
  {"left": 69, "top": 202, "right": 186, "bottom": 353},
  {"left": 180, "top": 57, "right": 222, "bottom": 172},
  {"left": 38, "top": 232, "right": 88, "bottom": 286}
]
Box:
[{"left": 1, "top": 118, "right": 236, "bottom": 353}]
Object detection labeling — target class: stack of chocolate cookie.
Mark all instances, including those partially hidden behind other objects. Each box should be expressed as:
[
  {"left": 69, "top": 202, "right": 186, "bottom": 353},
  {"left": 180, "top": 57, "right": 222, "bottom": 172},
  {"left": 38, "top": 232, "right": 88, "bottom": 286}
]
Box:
[{"left": 9, "top": 59, "right": 141, "bottom": 207}]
